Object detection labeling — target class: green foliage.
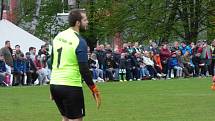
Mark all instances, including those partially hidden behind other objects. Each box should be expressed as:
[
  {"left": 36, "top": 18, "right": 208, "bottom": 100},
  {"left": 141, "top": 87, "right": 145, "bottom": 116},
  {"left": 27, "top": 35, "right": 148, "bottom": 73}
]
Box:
[
  {"left": 16, "top": 0, "right": 215, "bottom": 43},
  {"left": 83, "top": 0, "right": 215, "bottom": 43},
  {"left": 17, "top": 0, "right": 36, "bottom": 22},
  {"left": 35, "top": 0, "right": 68, "bottom": 41}
]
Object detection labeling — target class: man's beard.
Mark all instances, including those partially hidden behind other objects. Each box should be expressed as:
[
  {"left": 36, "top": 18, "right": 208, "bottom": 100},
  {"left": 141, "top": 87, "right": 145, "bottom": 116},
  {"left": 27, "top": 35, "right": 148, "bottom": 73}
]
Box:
[{"left": 79, "top": 23, "right": 87, "bottom": 32}]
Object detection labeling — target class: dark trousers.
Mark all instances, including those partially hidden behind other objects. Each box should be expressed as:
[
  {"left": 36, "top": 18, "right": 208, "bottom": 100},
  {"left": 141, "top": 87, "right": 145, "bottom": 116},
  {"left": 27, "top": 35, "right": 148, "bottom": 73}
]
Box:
[
  {"left": 13, "top": 72, "right": 24, "bottom": 86},
  {"left": 146, "top": 65, "right": 157, "bottom": 78},
  {"left": 26, "top": 71, "right": 38, "bottom": 85},
  {"left": 132, "top": 67, "right": 140, "bottom": 79}
]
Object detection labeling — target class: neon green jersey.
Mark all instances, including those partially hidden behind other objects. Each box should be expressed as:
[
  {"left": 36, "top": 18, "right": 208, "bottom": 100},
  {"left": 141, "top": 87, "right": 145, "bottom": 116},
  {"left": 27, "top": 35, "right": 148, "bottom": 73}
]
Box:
[{"left": 50, "top": 28, "right": 82, "bottom": 87}]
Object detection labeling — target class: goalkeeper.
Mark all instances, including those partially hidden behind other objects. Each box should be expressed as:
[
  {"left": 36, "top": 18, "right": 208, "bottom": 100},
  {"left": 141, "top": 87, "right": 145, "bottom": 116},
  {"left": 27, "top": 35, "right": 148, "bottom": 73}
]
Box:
[{"left": 50, "top": 9, "right": 101, "bottom": 121}]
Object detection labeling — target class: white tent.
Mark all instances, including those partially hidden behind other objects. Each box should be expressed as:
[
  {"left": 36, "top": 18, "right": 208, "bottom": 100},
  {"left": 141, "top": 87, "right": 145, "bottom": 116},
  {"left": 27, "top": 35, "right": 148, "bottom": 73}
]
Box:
[{"left": 0, "top": 19, "right": 45, "bottom": 54}]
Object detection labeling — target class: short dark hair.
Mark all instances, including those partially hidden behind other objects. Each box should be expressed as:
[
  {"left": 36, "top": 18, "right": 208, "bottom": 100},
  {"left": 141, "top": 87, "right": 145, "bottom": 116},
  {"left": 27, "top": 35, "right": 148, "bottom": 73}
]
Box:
[
  {"left": 25, "top": 52, "right": 30, "bottom": 55},
  {"left": 15, "top": 45, "right": 20, "bottom": 48},
  {"left": 5, "top": 40, "right": 10, "bottom": 45},
  {"left": 68, "top": 9, "right": 86, "bottom": 27},
  {"left": 29, "top": 47, "right": 34, "bottom": 51}
]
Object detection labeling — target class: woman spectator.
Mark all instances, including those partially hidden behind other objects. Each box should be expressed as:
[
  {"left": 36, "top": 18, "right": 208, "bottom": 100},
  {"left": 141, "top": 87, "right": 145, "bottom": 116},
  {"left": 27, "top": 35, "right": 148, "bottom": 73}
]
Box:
[
  {"left": 142, "top": 51, "right": 160, "bottom": 80},
  {"left": 34, "top": 55, "right": 48, "bottom": 85},
  {"left": 88, "top": 52, "right": 104, "bottom": 82}
]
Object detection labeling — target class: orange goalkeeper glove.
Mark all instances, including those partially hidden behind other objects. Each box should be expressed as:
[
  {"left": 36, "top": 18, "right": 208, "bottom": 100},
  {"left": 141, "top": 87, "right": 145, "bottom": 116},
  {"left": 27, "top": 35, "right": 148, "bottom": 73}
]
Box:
[{"left": 90, "top": 85, "right": 101, "bottom": 109}]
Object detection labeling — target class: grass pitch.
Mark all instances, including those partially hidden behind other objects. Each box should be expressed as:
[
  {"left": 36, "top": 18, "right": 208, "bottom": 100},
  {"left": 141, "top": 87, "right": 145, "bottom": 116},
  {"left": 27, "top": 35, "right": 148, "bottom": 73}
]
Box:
[{"left": 0, "top": 77, "right": 215, "bottom": 121}]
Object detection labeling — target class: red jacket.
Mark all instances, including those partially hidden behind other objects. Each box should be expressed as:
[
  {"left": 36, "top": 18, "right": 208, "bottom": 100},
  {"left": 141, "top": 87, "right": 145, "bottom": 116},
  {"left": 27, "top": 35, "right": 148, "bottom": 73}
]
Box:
[{"left": 160, "top": 48, "right": 171, "bottom": 62}]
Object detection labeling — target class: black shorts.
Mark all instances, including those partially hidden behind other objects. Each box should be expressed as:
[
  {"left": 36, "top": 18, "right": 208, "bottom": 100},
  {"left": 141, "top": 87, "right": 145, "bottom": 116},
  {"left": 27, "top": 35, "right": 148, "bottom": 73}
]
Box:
[{"left": 50, "top": 85, "right": 85, "bottom": 119}]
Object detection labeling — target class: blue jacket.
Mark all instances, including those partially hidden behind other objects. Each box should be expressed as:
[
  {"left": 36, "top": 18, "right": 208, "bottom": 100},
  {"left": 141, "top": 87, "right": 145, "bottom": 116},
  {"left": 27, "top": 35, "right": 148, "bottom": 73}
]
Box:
[
  {"left": 179, "top": 46, "right": 192, "bottom": 55},
  {"left": 168, "top": 57, "right": 179, "bottom": 68},
  {"left": 13, "top": 59, "right": 26, "bottom": 73},
  {"left": 0, "top": 60, "right": 6, "bottom": 73}
]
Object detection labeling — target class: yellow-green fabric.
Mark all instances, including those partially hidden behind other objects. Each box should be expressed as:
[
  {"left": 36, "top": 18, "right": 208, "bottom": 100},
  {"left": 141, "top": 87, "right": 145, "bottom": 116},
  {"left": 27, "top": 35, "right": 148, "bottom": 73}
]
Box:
[{"left": 50, "top": 28, "right": 82, "bottom": 87}]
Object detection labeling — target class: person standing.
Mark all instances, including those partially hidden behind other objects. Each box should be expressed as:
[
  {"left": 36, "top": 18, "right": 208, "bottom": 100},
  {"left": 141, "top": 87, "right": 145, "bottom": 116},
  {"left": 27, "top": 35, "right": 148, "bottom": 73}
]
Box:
[
  {"left": 0, "top": 40, "right": 13, "bottom": 69},
  {"left": 50, "top": 9, "right": 101, "bottom": 121}
]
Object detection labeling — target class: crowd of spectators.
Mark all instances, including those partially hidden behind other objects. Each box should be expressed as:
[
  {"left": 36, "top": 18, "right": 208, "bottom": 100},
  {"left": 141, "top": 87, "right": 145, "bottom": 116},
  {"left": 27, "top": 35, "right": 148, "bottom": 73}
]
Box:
[
  {"left": 0, "top": 40, "right": 51, "bottom": 86},
  {"left": 89, "top": 39, "right": 215, "bottom": 82},
  {"left": 1, "top": 39, "right": 215, "bottom": 86}
]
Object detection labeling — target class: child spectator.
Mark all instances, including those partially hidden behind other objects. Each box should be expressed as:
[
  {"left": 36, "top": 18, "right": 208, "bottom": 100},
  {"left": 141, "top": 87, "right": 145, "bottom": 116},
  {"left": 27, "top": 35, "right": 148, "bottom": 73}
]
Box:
[
  {"left": 13, "top": 53, "right": 26, "bottom": 86},
  {"left": 118, "top": 53, "right": 127, "bottom": 82}
]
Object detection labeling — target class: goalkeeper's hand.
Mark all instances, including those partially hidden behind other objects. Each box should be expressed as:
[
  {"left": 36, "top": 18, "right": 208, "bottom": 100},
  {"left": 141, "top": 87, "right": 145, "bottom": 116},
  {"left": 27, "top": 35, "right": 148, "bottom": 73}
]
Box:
[{"left": 90, "top": 85, "right": 101, "bottom": 109}]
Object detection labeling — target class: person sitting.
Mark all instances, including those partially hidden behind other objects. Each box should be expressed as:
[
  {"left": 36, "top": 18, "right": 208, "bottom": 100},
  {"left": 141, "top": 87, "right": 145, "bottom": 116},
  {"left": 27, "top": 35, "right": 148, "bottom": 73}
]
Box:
[
  {"left": 182, "top": 51, "right": 194, "bottom": 77},
  {"left": 34, "top": 55, "right": 49, "bottom": 85},
  {"left": 0, "top": 54, "right": 8, "bottom": 86},
  {"left": 88, "top": 53, "right": 104, "bottom": 82},
  {"left": 142, "top": 51, "right": 160, "bottom": 80},
  {"left": 25, "top": 52, "right": 38, "bottom": 85},
  {"left": 13, "top": 53, "right": 26, "bottom": 86},
  {"left": 168, "top": 52, "right": 183, "bottom": 78}
]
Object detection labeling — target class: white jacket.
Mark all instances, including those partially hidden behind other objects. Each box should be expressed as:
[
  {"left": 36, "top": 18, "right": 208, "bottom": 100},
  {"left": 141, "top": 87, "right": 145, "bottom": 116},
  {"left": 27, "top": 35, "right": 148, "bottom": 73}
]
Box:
[{"left": 142, "top": 56, "right": 154, "bottom": 66}]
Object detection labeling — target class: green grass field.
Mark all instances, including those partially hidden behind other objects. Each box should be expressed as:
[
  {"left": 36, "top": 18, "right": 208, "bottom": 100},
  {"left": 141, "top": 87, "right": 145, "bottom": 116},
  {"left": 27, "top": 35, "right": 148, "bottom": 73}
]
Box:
[{"left": 0, "top": 77, "right": 215, "bottom": 121}]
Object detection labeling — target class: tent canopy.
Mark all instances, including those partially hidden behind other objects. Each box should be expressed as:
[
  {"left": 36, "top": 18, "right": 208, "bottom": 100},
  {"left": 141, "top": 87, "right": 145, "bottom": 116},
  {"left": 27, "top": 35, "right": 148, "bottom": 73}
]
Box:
[{"left": 0, "top": 19, "right": 45, "bottom": 54}]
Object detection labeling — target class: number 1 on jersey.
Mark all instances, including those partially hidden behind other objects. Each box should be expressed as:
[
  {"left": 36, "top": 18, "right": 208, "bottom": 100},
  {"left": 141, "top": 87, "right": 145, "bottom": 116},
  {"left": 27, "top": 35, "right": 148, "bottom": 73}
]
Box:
[{"left": 57, "top": 47, "right": 62, "bottom": 68}]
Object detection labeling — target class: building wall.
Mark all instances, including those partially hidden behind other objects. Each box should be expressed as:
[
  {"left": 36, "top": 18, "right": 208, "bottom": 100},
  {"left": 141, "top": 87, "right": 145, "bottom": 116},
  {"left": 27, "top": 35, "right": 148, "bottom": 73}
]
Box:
[{"left": 2, "top": 0, "right": 17, "bottom": 22}]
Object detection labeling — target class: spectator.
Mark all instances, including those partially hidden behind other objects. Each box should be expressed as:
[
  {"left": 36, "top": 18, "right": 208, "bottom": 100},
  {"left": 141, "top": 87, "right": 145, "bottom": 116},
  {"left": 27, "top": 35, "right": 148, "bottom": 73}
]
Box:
[
  {"left": 198, "top": 40, "right": 211, "bottom": 76},
  {"left": 88, "top": 52, "right": 104, "bottom": 82},
  {"left": 182, "top": 51, "right": 194, "bottom": 77},
  {"left": 132, "top": 52, "right": 141, "bottom": 80},
  {"left": 34, "top": 55, "right": 48, "bottom": 85},
  {"left": 38, "top": 45, "right": 50, "bottom": 61},
  {"left": 192, "top": 40, "right": 202, "bottom": 77},
  {"left": 112, "top": 48, "right": 121, "bottom": 80},
  {"left": 105, "top": 44, "right": 113, "bottom": 53},
  {"left": 14, "top": 45, "right": 24, "bottom": 59},
  {"left": 104, "top": 52, "right": 117, "bottom": 81},
  {"left": 95, "top": 44, "right": 106, "bottom": 70},
  {"left": 118, "top": 53, "right": 127, "bottom": 82},
  {"left": 0, "top": 54, "right": 8, "bottom": 86},
  {"left": 132, "top": 42, "right": 141, "bottom": 54},
  {"left": 139, "top": 58, "right": 150, "bottom": 80},
  {"left": 171, "top": 41, "right": 180, "bottom": 52},
  {"left": 0, "top": 40, "right": 13, "bottom": 69},
  {"left": 125, "top": 53, "right": 134, "bottom": 81},
  {"left": 179, "top": 41, "right": 192, "bottom": 55},
  {"left": 160, "top": 43, "right": 171, "bottom": 78},
  {"left": 25, "top": 52, "right": 38, "bottom": 85},
  {"left": 13, "top": 53, "right": 26, "bottom": 86},
  {"left": 142, "top": 51, "right": 159, "bottom": 79},
  {"left": 29, "top": 47, "right": 37, "bottom": 61},
  {"left": 168, "top": 52, "right": 183, "bottom": 78}
]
